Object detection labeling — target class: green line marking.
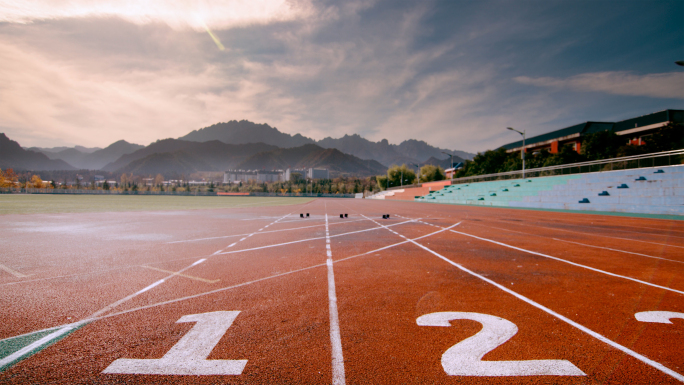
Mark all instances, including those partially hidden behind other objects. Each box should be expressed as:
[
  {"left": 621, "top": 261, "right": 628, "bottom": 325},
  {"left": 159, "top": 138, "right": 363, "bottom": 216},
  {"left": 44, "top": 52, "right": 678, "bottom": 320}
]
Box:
[{"left": 0, "top": 322, "right": 88, "bottom": 372}]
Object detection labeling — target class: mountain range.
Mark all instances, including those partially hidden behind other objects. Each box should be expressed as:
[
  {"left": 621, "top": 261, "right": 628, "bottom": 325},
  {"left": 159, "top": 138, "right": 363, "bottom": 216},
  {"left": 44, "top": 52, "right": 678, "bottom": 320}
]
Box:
[
  {"left": 30, "top": 140, "right": 144, "bottom": 170},
  {"left": 181, "top": 120, "right": 473, "bottom": 167},
  {"left": 1, "top": 134, "right": 74, "bottom": 171},
  {"left": 4, "top": 119, "right": 474, "bottom": 177}
]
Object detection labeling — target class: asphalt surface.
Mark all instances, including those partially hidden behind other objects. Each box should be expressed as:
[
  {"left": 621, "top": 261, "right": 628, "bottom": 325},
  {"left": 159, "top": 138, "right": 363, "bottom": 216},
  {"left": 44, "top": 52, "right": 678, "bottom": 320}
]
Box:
[{"left": 0, "top": 198, "right": 682, "bottom": 384}]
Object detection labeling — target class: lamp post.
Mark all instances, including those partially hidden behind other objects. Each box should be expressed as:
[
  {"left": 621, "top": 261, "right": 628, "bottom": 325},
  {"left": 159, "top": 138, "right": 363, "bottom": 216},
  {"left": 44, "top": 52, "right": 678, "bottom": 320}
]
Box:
[
  {"left": 507, "top": 127, "right": 526, "bottom": 178},
  {"left": 411, "top": 163, "right": 421, "bottom": 183},
  {"left": 441, "top": 151, "right": 454, "bottom": 169}
]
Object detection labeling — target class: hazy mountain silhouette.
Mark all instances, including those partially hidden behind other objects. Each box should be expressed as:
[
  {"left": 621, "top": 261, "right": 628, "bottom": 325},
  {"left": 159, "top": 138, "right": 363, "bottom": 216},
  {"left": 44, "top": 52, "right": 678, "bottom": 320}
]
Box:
[
  {"left": 104, "top": 139, "right": 279, "bottom": 173},
  {"left": 29, "top": 145, "right": 102, "bottom": 154},
  {"left": 117, "top": 150, "right": 214, "bottom": 177},
  {"left": 237, "top": 144, "right": 387, "bottom": 177},
  {"left": 30, "top": 140, "right": 143, "bottom": 170},
  {"left": 180, "top": 120, "right": 314, "bottom": 148},
  {"left": 180, "top": 121, "right": 474, "bottom": 167},
  {"left": 1, "top": 134, "right": 75, "bottom": 171}
]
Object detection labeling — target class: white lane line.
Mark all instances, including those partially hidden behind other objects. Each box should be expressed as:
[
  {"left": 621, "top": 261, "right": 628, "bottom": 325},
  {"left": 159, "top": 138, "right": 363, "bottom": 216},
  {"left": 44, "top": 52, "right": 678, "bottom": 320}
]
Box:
[
  {"left": 0, "top": 324, "right": 80, "bottom": 370},
  {"left": 140, "top": 266, "right": 220, "bottom": 284},
  {"left": 0, "top": 263, "right": 30, "bottom": 278},
  {"left": 0, "top": 220, "right": 421, "bottom": 289},
  {"left": 325, "top": 213, "right": 346, "bottom": 385},
  {"left": 366, "top": 216, "right": 684, "bottom": 383},
  {"left": 550, "top": 238, "right": 684, "bottom": 265},
  {"left": 448, "top": 228, "right": 684, "bottom": 296},
  {"left": 165, "top": 219, "right": 367, "bottom": 244},
  {"left": 135, "top": 279, "right": 165, "bottom": 295},
  {"left": 12, "top": 224, "right": 460, "bottom": 345},
  {"left": 468, "top": 222, "right": 684, "bottom": 265},
  {"left": 191, "top": 259, "right": 206, "bottom": 267},
  {"left": 214, "top": 219, "right": 421, "bottom": 256},
  {"left": 512, "top": 221, "right": 684, "bottom": 250}
]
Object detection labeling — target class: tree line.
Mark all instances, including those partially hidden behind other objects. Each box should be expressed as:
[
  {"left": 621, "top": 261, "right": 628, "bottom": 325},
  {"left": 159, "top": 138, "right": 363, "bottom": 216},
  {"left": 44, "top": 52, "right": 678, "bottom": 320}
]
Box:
[{"left": 454, "top": 122, "right": 684, "bottom": 179}]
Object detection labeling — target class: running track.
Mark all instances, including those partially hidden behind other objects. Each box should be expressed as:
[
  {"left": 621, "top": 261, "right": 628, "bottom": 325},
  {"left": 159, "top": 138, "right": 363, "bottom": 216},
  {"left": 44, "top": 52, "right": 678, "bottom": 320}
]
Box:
[{"left": 0, "top": 199, "right": 682, "bottom": 384}]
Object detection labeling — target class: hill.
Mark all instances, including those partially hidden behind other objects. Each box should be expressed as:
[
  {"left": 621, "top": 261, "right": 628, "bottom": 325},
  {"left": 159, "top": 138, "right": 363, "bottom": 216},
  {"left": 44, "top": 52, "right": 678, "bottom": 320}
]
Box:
[
  {"left": 179, "top": 120, "right": 314, "bottom": 148},
  {"left": 31, "top": 140, "right": 144, "bottom": 170},
  {"left": 180, "top": 120, "right": 474, "bottom": 166},
  {"left": 117, "top": 151, "right": 214, "bottom": 178},
  {"left": 0, "top": 134, "right": 75, "bottom": 171},
  {"left": 104, "top": 139, "right": 279, "bottom": 174}
]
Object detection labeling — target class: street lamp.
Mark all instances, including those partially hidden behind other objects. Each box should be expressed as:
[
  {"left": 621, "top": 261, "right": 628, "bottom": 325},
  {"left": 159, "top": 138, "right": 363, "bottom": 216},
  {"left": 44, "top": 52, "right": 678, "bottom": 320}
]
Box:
[
  {"left": 441, "top": 151, "right": 454, "bottom": 169},
  {"left": 507, "top": 127, "right": 526, "bottom": 178},
  {"left": 411, "top": 163, "right": 421, "bottom": 183}
]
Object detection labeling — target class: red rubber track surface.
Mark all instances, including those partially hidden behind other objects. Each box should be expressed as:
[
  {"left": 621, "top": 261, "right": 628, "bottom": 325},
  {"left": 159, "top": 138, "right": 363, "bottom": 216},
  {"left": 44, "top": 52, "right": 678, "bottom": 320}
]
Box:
[{"left": 0, "top": 199, "right": 682, "bottom": 384}]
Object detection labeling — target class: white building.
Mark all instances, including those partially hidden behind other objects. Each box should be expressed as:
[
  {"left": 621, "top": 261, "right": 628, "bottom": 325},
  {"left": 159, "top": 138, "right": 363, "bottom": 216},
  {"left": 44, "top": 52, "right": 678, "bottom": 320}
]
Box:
[{"left": 224, "top": 170, "right": 285, "bottom": 183}]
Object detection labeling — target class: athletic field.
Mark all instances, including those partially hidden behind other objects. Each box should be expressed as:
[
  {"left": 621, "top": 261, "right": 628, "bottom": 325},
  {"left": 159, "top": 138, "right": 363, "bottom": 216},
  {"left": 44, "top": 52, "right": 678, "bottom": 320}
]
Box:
[{"left": 0, "top": 196, "right": 682, "bottom": 384}]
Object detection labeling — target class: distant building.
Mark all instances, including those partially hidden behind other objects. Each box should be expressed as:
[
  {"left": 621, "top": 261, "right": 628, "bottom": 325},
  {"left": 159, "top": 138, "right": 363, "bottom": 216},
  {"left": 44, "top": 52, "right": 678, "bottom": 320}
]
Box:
[
  {"left": 500, "top": 109, "right": 683, "bottom": 155},
  {"left": 257, "top": 170, "right": 283, "bottom": 183},
  {"left": 284, "top": 168, "right": 306, "bottom": 181},
  {"left": 224, "top": 170, "right": 285, "bottom": 183},
  {"left": 307, "top": 168, "right": 329, "bottom": 180}
]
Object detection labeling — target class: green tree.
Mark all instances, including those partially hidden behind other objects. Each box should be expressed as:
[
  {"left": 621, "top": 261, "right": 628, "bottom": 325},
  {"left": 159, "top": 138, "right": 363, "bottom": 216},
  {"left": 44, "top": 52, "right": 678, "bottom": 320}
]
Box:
[
  {"left": 643, "top": 122, "right": 684, "bottom": 153},
  {"left": 581, "top": 130, "right": 624, "bottom": 160},
  {"left": 419, "top": 164, "right": 446, "bottom": 182}
]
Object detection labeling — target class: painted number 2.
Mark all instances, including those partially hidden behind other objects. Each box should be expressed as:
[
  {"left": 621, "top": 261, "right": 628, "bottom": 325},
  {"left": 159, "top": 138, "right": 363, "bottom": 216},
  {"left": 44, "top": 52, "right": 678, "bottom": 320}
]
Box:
[
  {"left": 103, "top": 311, "right": 247, "bottom": 375},
  {"left": 417, "top": 312, "right": 585, "bottom": 377}
]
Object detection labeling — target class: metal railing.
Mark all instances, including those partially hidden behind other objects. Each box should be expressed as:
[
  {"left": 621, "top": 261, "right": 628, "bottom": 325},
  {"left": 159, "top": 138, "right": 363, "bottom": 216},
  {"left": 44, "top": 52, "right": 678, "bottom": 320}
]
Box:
[{"left": 449, "top": 149, "right": 684, "bottom": 185}]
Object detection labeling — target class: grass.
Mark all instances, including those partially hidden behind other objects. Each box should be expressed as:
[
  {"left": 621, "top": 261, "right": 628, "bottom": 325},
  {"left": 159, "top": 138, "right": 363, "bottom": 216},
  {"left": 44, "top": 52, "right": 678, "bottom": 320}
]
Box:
[{"left": 0, "top": 194, "right": 316, "bottom": 215}]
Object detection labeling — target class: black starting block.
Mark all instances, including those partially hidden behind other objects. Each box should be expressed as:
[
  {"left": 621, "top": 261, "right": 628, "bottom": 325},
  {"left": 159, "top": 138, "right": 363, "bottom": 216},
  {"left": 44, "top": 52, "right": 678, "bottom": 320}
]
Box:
[
  {"left": 340, "top": 214, "right": 344, "bottom": 218},
  {"left": 306, "top": 213, "right": 309, "bottom": 217},
  {"left": 382, "top": 215, "right": 387, "bottom": 219},
  {"left": 386, "top": 214, "right": 390, "bottom": 219},
  {"left": 344, "top": 214, "right": 348, "bottom": 218},
  {"left": 300, "top": 213, "right": 303, "bottom": 218}
]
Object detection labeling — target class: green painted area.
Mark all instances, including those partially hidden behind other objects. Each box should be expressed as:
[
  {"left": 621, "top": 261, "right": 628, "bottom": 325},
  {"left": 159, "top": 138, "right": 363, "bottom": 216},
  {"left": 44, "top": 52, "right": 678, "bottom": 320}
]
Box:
[
  {"left": 0, "top": 195, "right": 316, "bottom": 215},
  {"left": 0, "top": 323, "right": 87, "bottom": 372}
]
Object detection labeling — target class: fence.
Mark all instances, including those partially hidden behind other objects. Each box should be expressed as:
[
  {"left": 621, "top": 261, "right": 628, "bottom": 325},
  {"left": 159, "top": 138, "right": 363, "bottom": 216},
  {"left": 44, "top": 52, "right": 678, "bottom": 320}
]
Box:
[{"left": 0, "top": 188, "right": 355, "bottom": 198}]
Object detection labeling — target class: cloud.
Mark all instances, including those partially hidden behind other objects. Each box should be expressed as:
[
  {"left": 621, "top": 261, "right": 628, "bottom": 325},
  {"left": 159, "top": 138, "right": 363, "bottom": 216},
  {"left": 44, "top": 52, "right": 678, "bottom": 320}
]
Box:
[
  {"left": 514, "top": 71, "right": 684, "bottom": 99},
  {"left": 0, "top": 0, "right": 314, "bottom": 30}
]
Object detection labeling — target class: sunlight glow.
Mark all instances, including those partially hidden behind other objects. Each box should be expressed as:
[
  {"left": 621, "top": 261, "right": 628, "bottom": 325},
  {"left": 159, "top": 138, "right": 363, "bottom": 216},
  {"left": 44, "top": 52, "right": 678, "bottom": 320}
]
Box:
[{"left": 0, "top": 0, "right": 313, "bottom": 30}]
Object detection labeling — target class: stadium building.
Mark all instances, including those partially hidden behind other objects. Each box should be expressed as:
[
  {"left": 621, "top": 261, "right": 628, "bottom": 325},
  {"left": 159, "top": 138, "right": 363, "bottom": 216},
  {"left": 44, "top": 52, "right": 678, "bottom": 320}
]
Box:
[{"left": 500, "top": 109, "right": 683, "bottom": 155}]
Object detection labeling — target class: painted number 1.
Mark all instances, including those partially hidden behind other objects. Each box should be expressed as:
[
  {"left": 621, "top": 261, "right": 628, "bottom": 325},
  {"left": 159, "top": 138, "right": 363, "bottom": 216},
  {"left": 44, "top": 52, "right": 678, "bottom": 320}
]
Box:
[
  {"left": 417, "top": 312, "right": 585, "bottom": 377},
  {"left": 103, "top": 311, "right": 247, "bottom": 376}
]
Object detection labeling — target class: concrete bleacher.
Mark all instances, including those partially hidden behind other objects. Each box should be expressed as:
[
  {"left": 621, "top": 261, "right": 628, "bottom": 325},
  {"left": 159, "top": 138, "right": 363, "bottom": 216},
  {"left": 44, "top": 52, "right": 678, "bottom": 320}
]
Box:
[{"left": 415, "top": 165, "right": 684, "bottom": 216}]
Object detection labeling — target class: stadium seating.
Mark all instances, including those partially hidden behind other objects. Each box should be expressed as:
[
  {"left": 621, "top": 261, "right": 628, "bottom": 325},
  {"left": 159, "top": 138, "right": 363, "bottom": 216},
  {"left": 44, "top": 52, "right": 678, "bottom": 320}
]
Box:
[{"left": 415, "top": 165, "right": 684, "bottom": 215}]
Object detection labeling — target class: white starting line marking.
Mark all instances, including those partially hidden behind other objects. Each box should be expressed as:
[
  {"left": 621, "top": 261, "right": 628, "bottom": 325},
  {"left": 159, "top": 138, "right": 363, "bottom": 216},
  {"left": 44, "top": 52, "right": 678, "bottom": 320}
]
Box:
[
  {"left": 448, "top": 228, "right": 684, "bottom": 296},
  {"left": 365, "top": 216, "right": 684, "bottom": 383},
  {"left": 403, "top": 216, "right": 684, "bottom": 296},
  {"left": 213, "top": 218, "right": 422, "bottom": 256},
  {"left": 0, "top": 323, "right": 81, "bottom": 371},
  {"left": 0, "top": 220, "right": 461, "bottom": 370},
  {"left": 508, "top": 220, "right": 684, "bottom": 250},
  {"left": 0, "top": 263, "right": 29, "bottom": 278},
  {"left": 140, "top": 265, "right": 220, "bottom": 284},
  {"left": 324, "top": 212, "right": 346, "bottom": 385},
  {"left": 466, "top": 221, "right": 684, "bottom": 265}
]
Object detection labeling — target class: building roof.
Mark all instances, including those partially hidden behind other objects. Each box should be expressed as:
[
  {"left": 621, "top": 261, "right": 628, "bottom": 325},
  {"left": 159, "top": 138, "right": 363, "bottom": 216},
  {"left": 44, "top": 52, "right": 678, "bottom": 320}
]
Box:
[{"left": 500, "top": 109, "right": 682, "bottom": 151}]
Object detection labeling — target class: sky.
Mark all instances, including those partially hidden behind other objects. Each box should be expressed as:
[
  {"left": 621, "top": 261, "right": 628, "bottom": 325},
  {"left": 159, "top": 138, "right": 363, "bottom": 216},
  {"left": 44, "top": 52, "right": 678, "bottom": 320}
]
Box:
[{"left": 1, "top": 0, "right": 683, "bottom": 152}]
